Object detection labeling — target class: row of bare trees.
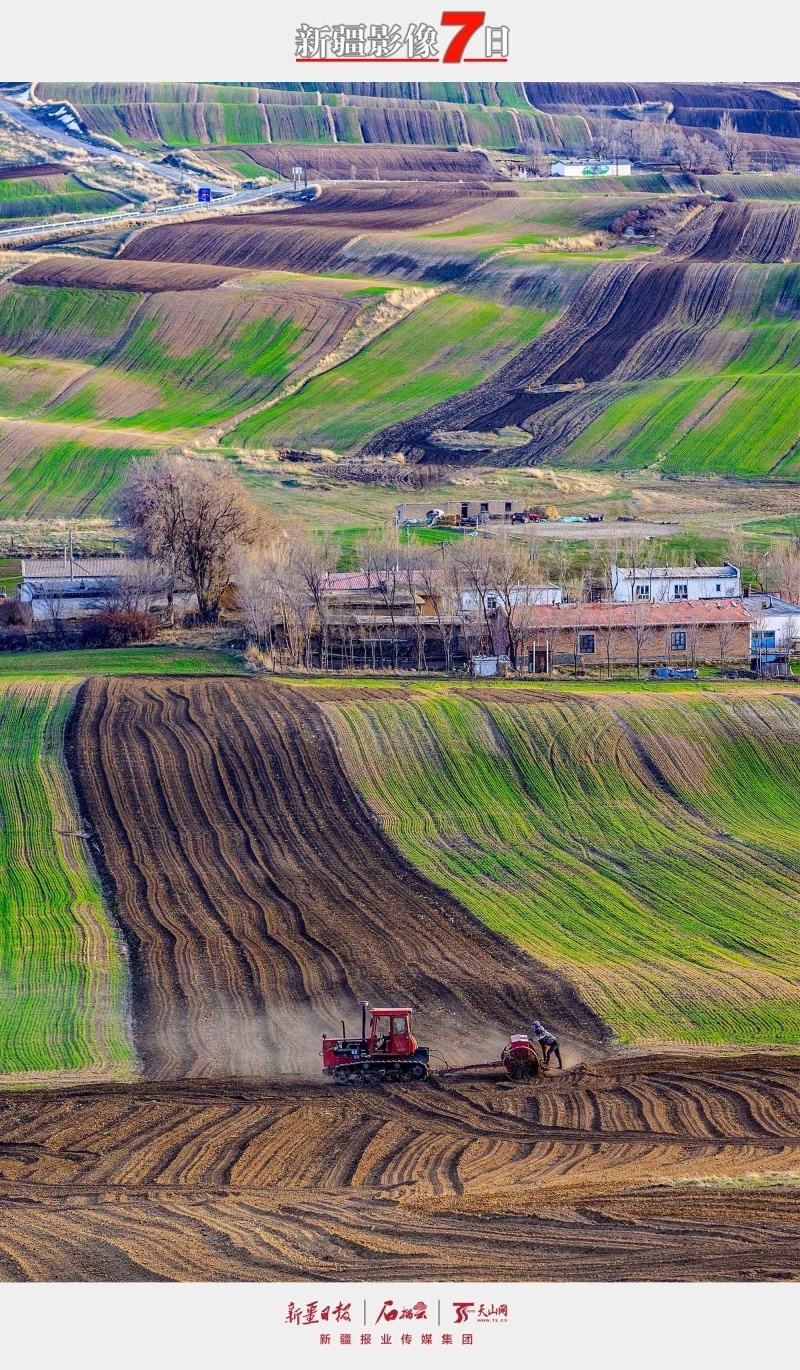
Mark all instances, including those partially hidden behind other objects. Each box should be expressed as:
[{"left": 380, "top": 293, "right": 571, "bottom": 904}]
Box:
[{"left": 521, "top": 111, "right": 767, "bottom": 177}]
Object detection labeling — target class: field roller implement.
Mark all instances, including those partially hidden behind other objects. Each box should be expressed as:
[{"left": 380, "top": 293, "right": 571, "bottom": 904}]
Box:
[{"left": 322, "top": 1003, "right": 541, "bottom": 1084}]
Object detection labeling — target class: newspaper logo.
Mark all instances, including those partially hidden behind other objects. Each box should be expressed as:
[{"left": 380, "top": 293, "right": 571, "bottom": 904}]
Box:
[{"left": 295, "top": 13, "right": 509, "bottom": 62}]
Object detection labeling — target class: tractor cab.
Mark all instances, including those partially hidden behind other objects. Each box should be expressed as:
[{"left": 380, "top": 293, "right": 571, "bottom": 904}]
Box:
[
  {"left": 322, "top": 1001, "right": 429, "bottom": 1083},
  {"left": 368, "top": 1008, "right": 416, "bottom": 1058}
]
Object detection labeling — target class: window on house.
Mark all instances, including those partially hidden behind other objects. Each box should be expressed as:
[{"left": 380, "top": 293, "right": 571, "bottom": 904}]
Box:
[
  {"left": 579, "top": 633, "right": 595, "bottom": 654},
  {"left": 673, "top": 583, "right": 688, "bottom": 599},
  {"left": 486, "top": 595, "right": 498, "bottom": 611},
  {"left": 670, "top": 631, "right": 686, "bottom": 651},
  {"left": 480, "top": 502, "right": 489, "bottom": 514},
  {"left": 635, "top": 584, "right": 650, "bottom": 600},
  {"left": 461, "top": 503, "right": 469, "bottom": 519},
  {"left": 715, "top": 583, "right": 721, "bottom": 592}
]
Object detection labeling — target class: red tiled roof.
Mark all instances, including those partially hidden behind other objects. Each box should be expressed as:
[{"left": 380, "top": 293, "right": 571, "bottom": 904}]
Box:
[{"left": 521, "top": 600, "right": 751, "bottom": 630}]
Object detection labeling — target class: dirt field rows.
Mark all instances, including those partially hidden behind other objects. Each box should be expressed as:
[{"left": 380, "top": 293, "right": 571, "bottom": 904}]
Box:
[
  {"left": 1, "top": 1056, "right": 800, "bottom": 1279},
  {"left": 68, "top": 678, "right": 603, "bottom": 1079}
]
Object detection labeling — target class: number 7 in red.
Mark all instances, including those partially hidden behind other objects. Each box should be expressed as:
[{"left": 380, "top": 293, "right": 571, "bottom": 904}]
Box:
[{"left": 441, "top": 11, "right": 485, "bottom": 62}]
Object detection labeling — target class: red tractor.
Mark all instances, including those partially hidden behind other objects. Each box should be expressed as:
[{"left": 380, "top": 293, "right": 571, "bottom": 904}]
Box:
[{"left": 322, "top": 1001, "right": 430, "bottom": 1084}]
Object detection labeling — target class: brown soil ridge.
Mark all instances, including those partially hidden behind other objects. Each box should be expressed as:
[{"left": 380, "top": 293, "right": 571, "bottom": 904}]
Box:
[
  {"left": 2, "top": 1056, "right": 800, "bottom": 1280},
  {"left": 67, "top": 677, "right": 606, "bottom": 1081}
]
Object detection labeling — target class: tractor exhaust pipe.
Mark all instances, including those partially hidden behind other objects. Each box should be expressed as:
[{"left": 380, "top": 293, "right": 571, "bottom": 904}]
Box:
[{"left": 360, "top": 1000, "right": 369, "bottom": 1042}]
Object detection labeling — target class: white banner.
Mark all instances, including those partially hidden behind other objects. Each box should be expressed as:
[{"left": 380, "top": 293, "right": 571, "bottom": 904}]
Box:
[{"left": 3, "top": 0, "right": 795, "bottom": 81}]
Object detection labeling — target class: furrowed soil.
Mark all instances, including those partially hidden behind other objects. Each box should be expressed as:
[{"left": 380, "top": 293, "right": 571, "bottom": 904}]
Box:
[
  {"left": 1, "top": 674, "right": 797, "bottom": 1281},
  {"left": 68, "top": 677, "right": 603, "bottom": 1079},
  {"left": 2, "top": 1057, "right": 800, "bottom": 1280}
]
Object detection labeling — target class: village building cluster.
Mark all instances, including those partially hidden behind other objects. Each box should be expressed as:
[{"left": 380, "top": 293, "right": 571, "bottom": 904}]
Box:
[{"left": 6, "top": 541, "right": 800, "bottom": 679}]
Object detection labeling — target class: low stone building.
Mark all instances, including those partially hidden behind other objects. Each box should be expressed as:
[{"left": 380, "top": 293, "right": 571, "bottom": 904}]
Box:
[
  {"left": 19, "top": 555, "right": 196, "bottom": 622},
  {"left": 519, "top": 600, "right": 752, "bottom": 673}
]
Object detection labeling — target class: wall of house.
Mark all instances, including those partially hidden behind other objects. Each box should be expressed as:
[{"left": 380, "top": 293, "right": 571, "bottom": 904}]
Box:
[
  {"left": 525, "top": 622, "right": 751, "bottom": 667},
  {"left": 611, "top": 568, "right": 741, "bottom": 603}
]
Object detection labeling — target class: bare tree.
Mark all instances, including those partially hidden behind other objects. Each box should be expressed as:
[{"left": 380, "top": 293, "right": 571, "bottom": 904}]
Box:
[
  {"left": 685, "top": 619, "right": 702, "bottom": 673},
  {"left": 120, "top": 455, "right": 263, "bottom": 622},
  {"left": 715, "top": 618, "right": 738, "bottom": 673},
  {"left": 38, "top": 580, "right": 66, "bottom": 638},
  {"left": 628, "top": 598, "right": 655, "bottom": 678},
  {"left": 294, "top": 535, "right": 336, "bottom": 669},
  {"left": 718, "top": 113, "right": 748, "bottom": 173}
]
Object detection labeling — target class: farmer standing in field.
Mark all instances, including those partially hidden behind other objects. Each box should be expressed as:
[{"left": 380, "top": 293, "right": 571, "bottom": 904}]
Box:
[{"left": 530, "top": 1019, "right": 563, "bottom": 1069}]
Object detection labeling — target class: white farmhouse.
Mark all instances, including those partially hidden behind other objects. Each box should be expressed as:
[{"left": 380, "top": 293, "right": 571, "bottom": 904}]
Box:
[
  {"left": 611, "top": 563, "right": 741, "bottom": 604},
  {"left": 461, "top": 583, "right": 562, "bottom": 614},
  {"left": 744, "top": 593, "right": 800, "bottom": 649},
  {"left": 551, "top": 159, "right": 632, "bottom": 178}
]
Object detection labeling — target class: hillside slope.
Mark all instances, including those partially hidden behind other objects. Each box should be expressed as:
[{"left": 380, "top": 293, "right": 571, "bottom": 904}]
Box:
[
  {"left": 322, "top": 684, "right": 800, "bottom": 1046},
  {"left": 69, "top": 677, "right": 603, "bottom": 1078}
]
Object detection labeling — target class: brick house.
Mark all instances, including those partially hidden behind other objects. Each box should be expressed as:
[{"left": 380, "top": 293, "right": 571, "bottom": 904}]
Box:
[{"left": 519, "top": 600, "right": 752, "bottom": 673}]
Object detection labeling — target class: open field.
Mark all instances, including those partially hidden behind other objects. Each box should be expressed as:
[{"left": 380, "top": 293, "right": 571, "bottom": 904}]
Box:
[
  {"left": 365, "top": 216, "right": 800, "bottom": 475},
  {"left": 0, "top": 647, "right": 245, "bottom": 678},
  {"left": 0, "top": 420, "right": 161, "bottom": 518},
  {"left": 321, "top": 683, "right": 800, "bottom": 1046},
  {"left": 69, "top": 677, "right": 603, "bottom": 1079},
  {"left": 0, "top": 681, "right": 132, "bottom": 1079},
  {"left": 211, "top": 143, "right": 497, "bottom": 181},
  {"left": 0, "top": 172, "right": 127, "bottom": 226},
  {"left": 234, "top": 293, "right": 553, "bottom": 453},
  {"left": 2, "top": 1056, "right": 800, "bottom": 1278}
]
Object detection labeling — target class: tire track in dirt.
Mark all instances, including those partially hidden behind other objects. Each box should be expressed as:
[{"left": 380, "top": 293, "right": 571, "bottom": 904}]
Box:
[
  {"left": 67, "top": 678, "right": 606, "bottom": 1080},
  {"left": 2, "top": 1055, "right": 800, "bottom": 1279}
]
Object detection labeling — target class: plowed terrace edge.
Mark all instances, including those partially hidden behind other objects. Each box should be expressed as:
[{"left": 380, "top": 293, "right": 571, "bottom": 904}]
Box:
[
  {"left": 67, "top": 677, "right": 604, "bottom": 1081},
  {"left": 2, "top": 1057, "right": 800, "bottom": 1280}
]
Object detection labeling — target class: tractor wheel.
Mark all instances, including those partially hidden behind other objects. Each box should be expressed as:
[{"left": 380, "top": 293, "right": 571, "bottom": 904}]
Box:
[
  {"left": 333, "top": 1066, "right": 351, "bottom": 1085},
  {"left": 410, "top": 1064, "right": 428, "bottom": 1082}
]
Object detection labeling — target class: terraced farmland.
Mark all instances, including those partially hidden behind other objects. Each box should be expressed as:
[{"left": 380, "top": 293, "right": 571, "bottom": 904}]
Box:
[
  {"left": 0, "top": 682, "right": 132, "bottom": 1079},
  {"left": 322, "top": 685, "right": 800, "bottom": 1046},
  {"left": 0, "top": 173, "right": 127, "bottom": 225},
  {"left": 69, "top": 677, "right": 601, "bottom": 1079},
  {"left": 234, "top": 292, "right": 554, "bottom": 452}
]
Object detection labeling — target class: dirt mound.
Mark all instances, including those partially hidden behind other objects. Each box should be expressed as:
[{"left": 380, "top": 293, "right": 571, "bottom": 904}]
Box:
[
  {"left": 11, "top": 256, "right": 247, "bottom": 292},
  {"left": 2, "top": 1054, "right": 800, "bottom": 1279},
  {"left": 68, "top": 678, "right": 603, "bottom": 1080},
  {"left": 224, "top": 143, "right": 497, "bottom": 181}
]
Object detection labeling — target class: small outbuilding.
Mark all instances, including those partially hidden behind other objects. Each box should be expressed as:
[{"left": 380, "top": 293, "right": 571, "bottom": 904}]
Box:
[{"left": 551, "top": 159, "right": 632, "bottom": 178}]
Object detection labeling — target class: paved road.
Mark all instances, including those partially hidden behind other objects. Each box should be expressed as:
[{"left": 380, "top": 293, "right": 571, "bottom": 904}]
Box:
[
  {"left": 0, "top": 181, "right": 298, "bottom": 246},
  {"left": 0, "top": 93, "right": 226, "bottom": 190}
]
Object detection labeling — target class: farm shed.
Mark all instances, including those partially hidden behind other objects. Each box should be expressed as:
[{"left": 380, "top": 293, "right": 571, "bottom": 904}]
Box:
[
  {"left": 551, "top": 159, "right": 632, "bottom": 177},
  {"left": 611, "top": 563, "right": 741, "bottom": 603},
  {"left": 396, "top": 498, "right": 529, "bottom": 524},
  {"left": 519, "top": 600, "right": 751, "bottom": 671},
  {"left": 19, "top": 556, "right": 196, "bottom": 622}
]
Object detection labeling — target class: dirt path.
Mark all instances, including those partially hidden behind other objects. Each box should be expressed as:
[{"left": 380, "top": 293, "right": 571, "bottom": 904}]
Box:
[
  {"left": 67, "top": 677, "right": 606, "bottom": 1080},
  {"left": 1, "top": 1054, "right": 800, "bottom": 1280}
]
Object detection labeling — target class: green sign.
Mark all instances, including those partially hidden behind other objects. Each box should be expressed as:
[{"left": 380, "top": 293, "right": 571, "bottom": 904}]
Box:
[{"left": 582, "top": 163, "right": 611, "bottom": 176}]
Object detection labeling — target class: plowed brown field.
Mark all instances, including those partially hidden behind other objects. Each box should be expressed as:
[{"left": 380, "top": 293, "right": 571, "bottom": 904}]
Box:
[
  {"left": 217, "top": 144, "right": 497, "bottom": 181},
  {"left": 68, "top": 678, "right": 603, "bottom": 1080},
  {"left": 11, "top": 257, "right": 247, "bottom": 292},
  {"left": 121, "top": 186, "right": 504, "bottom": 271},
  {"left": 2, "top": 1056, "right": 800, "bottom": 1280}
]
